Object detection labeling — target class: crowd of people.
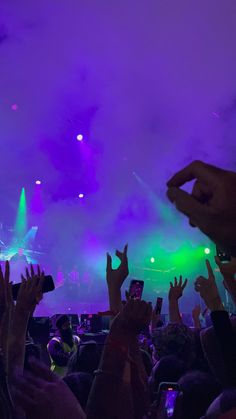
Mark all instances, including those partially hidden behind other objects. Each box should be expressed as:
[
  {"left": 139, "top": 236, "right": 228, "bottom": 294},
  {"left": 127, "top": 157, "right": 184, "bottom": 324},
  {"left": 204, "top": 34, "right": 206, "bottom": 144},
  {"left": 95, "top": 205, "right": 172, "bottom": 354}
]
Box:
[{"left": 0, "top": 160, "right": 236, "bottom": 418}]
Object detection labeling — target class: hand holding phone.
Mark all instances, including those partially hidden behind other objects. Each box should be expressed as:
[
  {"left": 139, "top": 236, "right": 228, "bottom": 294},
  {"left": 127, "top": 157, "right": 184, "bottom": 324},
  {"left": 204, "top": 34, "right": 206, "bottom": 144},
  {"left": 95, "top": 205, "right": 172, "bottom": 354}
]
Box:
[
  {"left": 157, "top": 382, "right": 180, "bottom": 418},
  {"left": 12, "top": 275, "right": 55, "bottom": 300}
]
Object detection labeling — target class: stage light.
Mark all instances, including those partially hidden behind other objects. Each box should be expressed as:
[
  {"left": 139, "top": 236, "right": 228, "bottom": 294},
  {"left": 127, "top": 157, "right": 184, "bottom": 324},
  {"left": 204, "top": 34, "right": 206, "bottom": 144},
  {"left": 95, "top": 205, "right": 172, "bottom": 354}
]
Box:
[
  {"left": 76, "top": 134, "right": 83, "bottom": 141},
  {"left": 15, "top": 187, "right": 27, "bottom": 238},
  {"left": 78, "top": 193, "right": 84, "bottom": 199},
  {"left": 150, "top": 257, "right": 155, "bottom": 263},
  {"left": 35, "top": 180, "right": 41, "bottom": 185},
  {"left": 204, "top": 248, "right": 211, "bottom": 255},
  {"left": 11, "top": 104, "right": 18, "bottom": 111}
]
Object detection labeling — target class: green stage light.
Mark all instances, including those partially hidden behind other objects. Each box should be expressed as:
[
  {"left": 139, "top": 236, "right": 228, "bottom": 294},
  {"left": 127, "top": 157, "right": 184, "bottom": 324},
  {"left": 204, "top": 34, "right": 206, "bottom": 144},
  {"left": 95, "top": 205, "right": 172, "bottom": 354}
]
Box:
[
  {"left": 15, "top": 187, "right": 27, "bottom": 240},
  {"left": 204, "top": 248, "right": 211, "bottom": 255}
]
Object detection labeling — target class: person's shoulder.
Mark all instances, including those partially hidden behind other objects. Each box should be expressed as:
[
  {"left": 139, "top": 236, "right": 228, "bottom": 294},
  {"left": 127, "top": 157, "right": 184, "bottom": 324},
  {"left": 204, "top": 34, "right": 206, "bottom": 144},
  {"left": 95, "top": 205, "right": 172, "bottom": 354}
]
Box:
[
  {"left": 49, "top": 336, "right": 62, "bottom": 345},
  {"left": 73, "top": 335, "right": 80, "bottom": 345}
]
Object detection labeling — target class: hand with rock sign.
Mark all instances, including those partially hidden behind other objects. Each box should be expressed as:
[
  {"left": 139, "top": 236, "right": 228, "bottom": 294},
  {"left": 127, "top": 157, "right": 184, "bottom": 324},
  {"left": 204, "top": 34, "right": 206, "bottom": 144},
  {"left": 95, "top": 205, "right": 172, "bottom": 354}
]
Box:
[{"left": 106, "top": 245, "right": 129, "bottom": 313}]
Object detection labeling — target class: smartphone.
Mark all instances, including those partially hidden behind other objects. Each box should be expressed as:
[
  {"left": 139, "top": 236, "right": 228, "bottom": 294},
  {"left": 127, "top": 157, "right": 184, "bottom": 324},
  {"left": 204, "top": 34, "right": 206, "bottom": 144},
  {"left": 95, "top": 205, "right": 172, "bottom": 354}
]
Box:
[
  {"left": 129, "top": 279, "right": 144, "bottom": 300},
  {"left": 155, "top": 297, "right": 163, "bottom": 315},
  {"left": 12, "top": 275, "right": 55, "bottom": 300},
  {"left": 157, "top": 382, "right": 180, "bottom": 418},
  {"left": 216, "top": 246, "right": 231, "bottom": 263}
]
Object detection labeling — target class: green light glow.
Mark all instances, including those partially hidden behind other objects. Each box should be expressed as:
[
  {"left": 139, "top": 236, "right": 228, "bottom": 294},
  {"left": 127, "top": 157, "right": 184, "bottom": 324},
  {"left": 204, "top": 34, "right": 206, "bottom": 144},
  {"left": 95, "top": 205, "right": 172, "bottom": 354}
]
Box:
[{"left": 15, "top": 187, "right": 27, "bottom": 240}]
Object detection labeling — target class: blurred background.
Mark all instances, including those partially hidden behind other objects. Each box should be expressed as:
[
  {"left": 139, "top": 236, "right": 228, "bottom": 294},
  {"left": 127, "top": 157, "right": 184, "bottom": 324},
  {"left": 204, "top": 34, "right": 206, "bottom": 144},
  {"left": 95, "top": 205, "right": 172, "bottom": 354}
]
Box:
[{"left": 0, "top": 0, "right": 236, "bottom": 315}]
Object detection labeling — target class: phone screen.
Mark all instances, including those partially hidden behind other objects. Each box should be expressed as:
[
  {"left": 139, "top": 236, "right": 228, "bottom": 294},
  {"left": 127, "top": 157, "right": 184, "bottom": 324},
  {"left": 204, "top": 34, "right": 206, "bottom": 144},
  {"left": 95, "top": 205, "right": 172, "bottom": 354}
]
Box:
[
  {"left": 158, "top": 384, "right": 179, "bottom": 418},
  {"left": 129, "top": 280, "right": 144, "bottom": 300},
  {"left": 155, "top": 297, "right": 163, "bottom": 315}
]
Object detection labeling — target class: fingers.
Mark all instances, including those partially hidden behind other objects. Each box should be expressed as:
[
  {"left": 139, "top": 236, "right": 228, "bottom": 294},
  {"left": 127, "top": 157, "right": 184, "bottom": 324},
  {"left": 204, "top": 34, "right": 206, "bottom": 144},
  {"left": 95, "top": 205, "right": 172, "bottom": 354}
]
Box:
[
  {"left": 5, "top": 260, "right": 10, "bottom": 283},
  {"left": 116, "top": 244, "right": 128, "bottom": 261},
  {"left": 206, "top": 259, "right": 214, "bottom": 279},
  {"left": 123, "top": 244, "right": 128, "bottom": 256},
  {"left": 21, "top": 274, "right": 26, "bottom": 284},
  {"left": 12, "top": 387, "right": 37, "bottom": 411},
  {"left": 174, "top": 277, "right": 177, "bottom": 286},
  {"left": 106, "top": 253, "right": 112, "bottom": 273},
  {"left": 191, "top": 180, "right": 211, "bottom": 204},
  {"left": 36, "top": 272, "right": 45, "bottom": 303},
  {"left": 6, "top": 282, "right": 13, "bottom": 304},
  {"left": 0, "top": 261, "right": 10, "bottom": 283},
  {"left": 30, "top": 264, "right": 35, "bottom": 278},
  {"left": 167, "top": 188, "right": 209, "bottom": 226},
  {"left": 28, "top": 358, "right": 56, "bottom": 382},
  {"left": 26, "top": 267, "right": 30, "bottom": 280},
  {"left": 167, "top": 160, "right": 220, "bottom": 188}
]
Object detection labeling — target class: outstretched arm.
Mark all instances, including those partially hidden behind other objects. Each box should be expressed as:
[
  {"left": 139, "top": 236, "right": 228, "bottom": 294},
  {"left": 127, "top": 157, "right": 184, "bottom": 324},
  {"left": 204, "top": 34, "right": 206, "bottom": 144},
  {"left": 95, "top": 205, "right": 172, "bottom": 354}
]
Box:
[
  {"left": 87, "top": 299, "right": 152, "bottom": 419},
  {"left": 106, "top": 244, "right": 129, "bottom": 314},
  {"left": 195, "top": 259, "right": 236, "bottom": 386},
  {"left": 168, "top": 276, "right": 187, "bottom": 324},
  {"left": 8, "top": 265, "right": 44, "bottom": 377}
]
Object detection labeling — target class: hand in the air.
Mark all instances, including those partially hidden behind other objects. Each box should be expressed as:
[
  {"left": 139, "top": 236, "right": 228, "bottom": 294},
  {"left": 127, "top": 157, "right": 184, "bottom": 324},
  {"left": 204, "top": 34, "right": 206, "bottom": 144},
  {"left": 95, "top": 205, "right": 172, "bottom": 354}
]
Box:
[
  {"left": 169, "top": 276, "right": 188, "bottom": 301},
  {"left": 195, "top": 260, "right": 223, "bottom": 311},
  {"left": 106, "top": 244, "right": 129, "bottom": 290},
  {"left": 17, "top": 265, "right": 44, "bottom": 313},
  {"left": 167, "top": 160, "right": 236, "bottom": 256}
]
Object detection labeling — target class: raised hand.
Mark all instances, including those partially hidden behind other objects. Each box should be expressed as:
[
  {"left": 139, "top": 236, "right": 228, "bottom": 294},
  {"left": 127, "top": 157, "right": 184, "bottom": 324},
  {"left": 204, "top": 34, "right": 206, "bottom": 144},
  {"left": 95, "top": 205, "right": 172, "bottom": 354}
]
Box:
[
  {"left": 0, "top": 261, "right": 14, "bottom": 372},
  {"left": 215, "top": 256, "right": 236, "bottom": 305},
  {"left": 106, "top": 244, "right": 129, "bottom": 289},
  {"left": 167, "top": 160, "right": 236, "bottom": 256},
  {"left": 110, "top": 299, "right": 152, "bottom": 340},
  {"left": 0, "top": 261, "right": 12, "bottom": 318},
  {"left": 194, "top": 260, "right": 223, "bottom": 311},
  {"left": 17, "top": 265, "right": 44, "bottom": 313},
  {"left": 169, "top": 276, "right": 188, "bottom": 300},
  {"left": 13, "top": 358, "right": 85, "bottom": 419}
]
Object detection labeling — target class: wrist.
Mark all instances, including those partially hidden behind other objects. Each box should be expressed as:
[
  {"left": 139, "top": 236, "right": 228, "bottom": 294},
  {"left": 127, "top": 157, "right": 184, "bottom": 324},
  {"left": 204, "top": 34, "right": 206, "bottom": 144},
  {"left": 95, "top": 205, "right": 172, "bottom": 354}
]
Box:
[
  {"left": 109, "top": 327, "right": 135, "bottom": 343},
  {"left": 169, "top": 295, "right": 179, "bottom": 301}
]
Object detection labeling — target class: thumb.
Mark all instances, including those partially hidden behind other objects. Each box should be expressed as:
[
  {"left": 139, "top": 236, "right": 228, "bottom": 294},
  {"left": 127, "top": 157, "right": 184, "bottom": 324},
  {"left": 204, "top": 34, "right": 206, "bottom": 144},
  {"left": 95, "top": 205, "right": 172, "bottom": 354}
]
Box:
[{"left": 106, "top": 253, "right": 112, "bottom": 272}]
